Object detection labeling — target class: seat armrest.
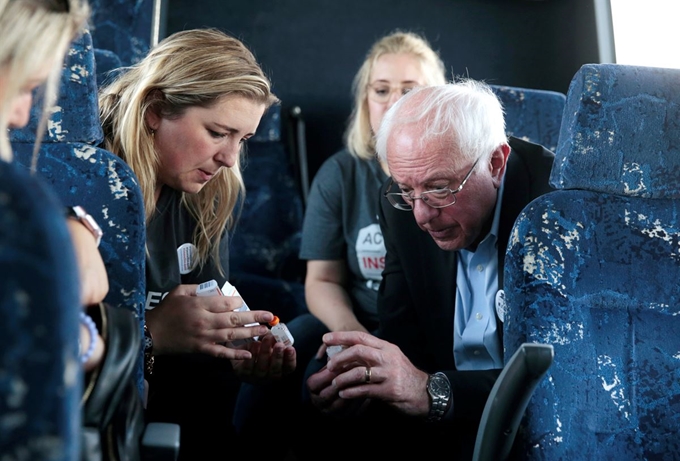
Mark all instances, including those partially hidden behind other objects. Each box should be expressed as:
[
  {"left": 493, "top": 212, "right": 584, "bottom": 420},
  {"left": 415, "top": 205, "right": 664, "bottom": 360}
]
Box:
[
  {"left": 141, "top": 422, "right": 181, "bottom": 461},
  {"left": 473, "top": 343, "right": 554, "bottom": 461}
]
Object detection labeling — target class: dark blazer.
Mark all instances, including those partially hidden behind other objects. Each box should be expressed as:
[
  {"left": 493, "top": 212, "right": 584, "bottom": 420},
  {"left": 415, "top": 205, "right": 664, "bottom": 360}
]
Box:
[{"left": 376, "top": 137, "right": 555, "bottom": 425}]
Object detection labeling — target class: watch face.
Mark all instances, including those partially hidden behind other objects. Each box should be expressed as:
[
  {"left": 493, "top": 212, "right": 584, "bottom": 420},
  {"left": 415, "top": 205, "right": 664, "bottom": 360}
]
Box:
[
  {"left": 68, "top": 206, "right": 103, "bottom": 246},
  {"left": 429, "top": 374, "right": 449, "bottom": 397},
  {"left": 144, "top": 335, "right": 153, "bottom": 351}
]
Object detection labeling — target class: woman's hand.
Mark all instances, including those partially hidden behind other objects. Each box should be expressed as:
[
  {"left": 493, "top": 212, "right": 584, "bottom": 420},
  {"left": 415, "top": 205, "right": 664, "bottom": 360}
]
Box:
[
  {"left": 230, "top": 333, "right": 296, "bottom": 384},
  {"left": 145, "top": 284, "right": 275, "bottom": 360}
]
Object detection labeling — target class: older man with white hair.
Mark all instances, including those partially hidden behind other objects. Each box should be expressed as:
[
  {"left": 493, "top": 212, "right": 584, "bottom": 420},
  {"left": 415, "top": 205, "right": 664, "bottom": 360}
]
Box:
[{"left": 303, "top": 79, "right": 556, "bottom": 460}]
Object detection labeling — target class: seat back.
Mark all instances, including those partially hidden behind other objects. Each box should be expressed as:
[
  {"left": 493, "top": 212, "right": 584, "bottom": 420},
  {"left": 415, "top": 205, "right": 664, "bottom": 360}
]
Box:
[
  {"left": 491, "top": 85, "right": 566, "bottom": 152},
  {"left": 229, "top": 104, "right": 307, "bottom": 321},
  {"left": 503, "top": 63, "right": 680, "bottom": 460},
  {"left": 231, "top": 104, "right": 305, "bottom": 279},
  {"left": 93, "top": 47, "right": 123, "bottom": 89},
  {"left": 10, "top": 28, "right": 146, "bottom": 317},
  {"left": 8, "top": 28, "right": 180, "bottom": 460},
  {"left": 89, "top": 0, "right": 155, "bottom": 65},
  {"left": 10, "top": 28, "right": 147, "bottom": 389},
  {"left": 0, "top": 160, "right": 81, "bottom": 460}
]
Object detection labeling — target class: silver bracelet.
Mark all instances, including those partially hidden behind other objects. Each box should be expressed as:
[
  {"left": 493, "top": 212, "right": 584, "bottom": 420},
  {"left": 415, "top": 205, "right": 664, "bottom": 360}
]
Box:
[{"left": 79, "top": 312, "right": 99, "bottom": 364}]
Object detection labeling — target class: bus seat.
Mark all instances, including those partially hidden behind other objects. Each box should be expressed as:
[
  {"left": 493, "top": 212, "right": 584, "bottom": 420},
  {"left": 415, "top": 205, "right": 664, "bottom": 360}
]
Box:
[
  {"left": 229, "top": 104, "right": 308, "bottom": 322},
  {"left": 93, "top": 47, "right": 123, "bottom": 89},
  {"left": 10, "top": 27, "right": 180, "bottom": 461},
  {"left": 0, "top": 160, "right": 82, "bottom": 461},
  {"left": 491, "top": 85, "right": 566, "bottom": 152},
  {"left": 503, "top": 63, "right": 680, "bottom": 460},
  {"left": 9, "top": 28, "right": 147, "bottom": 391},
  {"left": 89, "top": 0, "right": 155, "bottom": 66}
]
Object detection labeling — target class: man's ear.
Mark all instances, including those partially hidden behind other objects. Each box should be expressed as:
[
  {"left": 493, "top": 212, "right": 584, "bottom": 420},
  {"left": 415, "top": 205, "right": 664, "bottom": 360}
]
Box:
[{"left": 490, "top": 143, "right": 511, "bottom": 188}]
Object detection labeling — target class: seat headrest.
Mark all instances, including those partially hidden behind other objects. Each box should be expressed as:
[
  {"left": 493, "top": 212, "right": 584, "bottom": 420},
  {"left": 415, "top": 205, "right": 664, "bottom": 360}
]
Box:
[
  {"left": 250, "top": 104, "right": 281, "bottom": 143},
  {"left": 551, "top": 63, "right": 680, "bottom": 198},
  {"left": 491, "top": 84, "right": 566, "bottom": 152},
  {"left": 10, "top": 27, "right": 103, "bottom": 145},
  {"left": 94, "top": 48, "right": 123, "bottom": 89}
]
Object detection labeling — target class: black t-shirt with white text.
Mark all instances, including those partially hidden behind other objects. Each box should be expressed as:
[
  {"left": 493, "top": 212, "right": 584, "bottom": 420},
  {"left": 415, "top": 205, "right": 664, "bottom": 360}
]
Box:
[{"left": 144, "top": 187, "right": 240, "bottom": 455}]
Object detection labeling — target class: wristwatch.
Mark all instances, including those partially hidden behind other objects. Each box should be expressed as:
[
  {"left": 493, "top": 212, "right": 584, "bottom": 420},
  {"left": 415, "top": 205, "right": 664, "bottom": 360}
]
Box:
[
  {"left": 143, "top": 323, "right": 154, "bottom": 377},
  {"left": 66, "top": 206, "right": 103, "bottom": 247},
  {"left": 426, "top": 372, "right": 451, "bottom": 422}
]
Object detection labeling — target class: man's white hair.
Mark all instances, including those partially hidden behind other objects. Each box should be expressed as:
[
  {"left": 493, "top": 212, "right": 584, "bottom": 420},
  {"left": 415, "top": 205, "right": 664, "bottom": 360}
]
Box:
[{"left": 375, "top": 80, "right": 508, "bottom": 166}]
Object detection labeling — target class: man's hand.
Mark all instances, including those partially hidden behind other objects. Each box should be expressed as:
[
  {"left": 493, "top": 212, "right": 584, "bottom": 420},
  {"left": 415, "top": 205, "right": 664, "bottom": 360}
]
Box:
[{"left": 307, "top": 331, "right": 431, "bottom": 418}]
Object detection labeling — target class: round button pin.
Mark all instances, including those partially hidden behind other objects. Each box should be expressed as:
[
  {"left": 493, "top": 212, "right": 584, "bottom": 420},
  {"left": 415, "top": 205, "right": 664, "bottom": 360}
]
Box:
[{"left": 495, "top": 289, "right": 506, "bottom": 323}]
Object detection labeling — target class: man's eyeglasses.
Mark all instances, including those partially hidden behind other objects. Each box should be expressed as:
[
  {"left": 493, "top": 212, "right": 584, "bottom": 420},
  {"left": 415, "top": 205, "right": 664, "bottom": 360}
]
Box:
[
  {"left": 384, "top": 157, "right": 481, "bottom": 211},
  {"left": 366, "top": 83, "right": 418, "bottom": 104}
]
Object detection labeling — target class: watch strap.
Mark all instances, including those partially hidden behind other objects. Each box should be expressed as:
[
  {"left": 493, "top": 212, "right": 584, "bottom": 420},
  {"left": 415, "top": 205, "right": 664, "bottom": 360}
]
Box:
[
  {"left": 143, "top": 323, "right": 154, "bottom": 377},
  {"left": 427, "top": 372, "right": 451, "bottom": 422},
  {"left": 66, "top": 205, "right": 103, "bottom": 247}
]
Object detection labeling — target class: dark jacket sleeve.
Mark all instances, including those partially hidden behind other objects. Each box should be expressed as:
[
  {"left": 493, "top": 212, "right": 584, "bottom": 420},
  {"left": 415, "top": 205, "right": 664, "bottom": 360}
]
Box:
[
  {"left": 376, "top": 179, "right": 427, "bottom": 365},
  {"left": 443, "top": 369, "right": 501, "bottom": 423},
  {"left": 377, "top": 179, "right": 501, "bottom": 425}
]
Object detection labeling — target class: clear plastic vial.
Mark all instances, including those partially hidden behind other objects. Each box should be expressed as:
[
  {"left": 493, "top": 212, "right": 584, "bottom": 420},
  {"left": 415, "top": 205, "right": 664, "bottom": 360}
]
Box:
[
  {"left": 326, "top": 344, "right": 347, "bottom": 358},
  {"left": 269, "top": 316, "right": 294, "bottom": 346}
]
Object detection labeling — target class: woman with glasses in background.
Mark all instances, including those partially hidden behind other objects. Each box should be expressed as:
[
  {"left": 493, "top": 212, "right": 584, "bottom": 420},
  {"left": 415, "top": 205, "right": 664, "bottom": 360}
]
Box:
[{"left": 297, "top": 30, "right": 447, "bottom": 361}]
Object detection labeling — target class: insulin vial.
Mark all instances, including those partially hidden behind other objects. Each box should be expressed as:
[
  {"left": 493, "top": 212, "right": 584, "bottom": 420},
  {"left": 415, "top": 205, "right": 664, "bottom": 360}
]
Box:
[
  {"left": 268, "top": 316, "right": 294, "bottom": 346},
  {"left": 196, "top": 279, "right": 223, "bottom": 297},
  {"left": 326, "top": 345, "right": 347, "bottom": 358}
]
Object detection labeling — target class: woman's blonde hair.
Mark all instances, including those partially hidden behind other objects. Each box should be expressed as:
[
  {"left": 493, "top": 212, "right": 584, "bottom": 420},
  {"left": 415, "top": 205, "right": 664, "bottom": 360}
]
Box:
[
  {"left": 0, "top": 0, "right": 89, "bottom": 161},
  {"left": 345, "top": 30, "right": 447, "bottom": 161},
  {"left": 99, "top": 28, "right": 278, "bottom": 274}
]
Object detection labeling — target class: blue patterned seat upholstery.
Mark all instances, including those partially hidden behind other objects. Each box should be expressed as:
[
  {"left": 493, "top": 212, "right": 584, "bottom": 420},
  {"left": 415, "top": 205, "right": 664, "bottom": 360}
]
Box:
[
  {"left": 89, "top": 0, "right": 154, "bottom": 65},
  {"left": 10, "top": 28, "right": 147, "bottom": 390},
  {"left": 0, "top": 160, "right": 81, "bottom": 460},
  {"left": 491, "top": 85, "right": 566, "bottom": 152},
  {"left": 93, "top": 48, "right": 123, "bottom": 89},
  {"left": 503, "top": 63, "right": 680, "bottom": 460},
  {"left": 229, "top": 105, "right": 308, "bottom": 321}
]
